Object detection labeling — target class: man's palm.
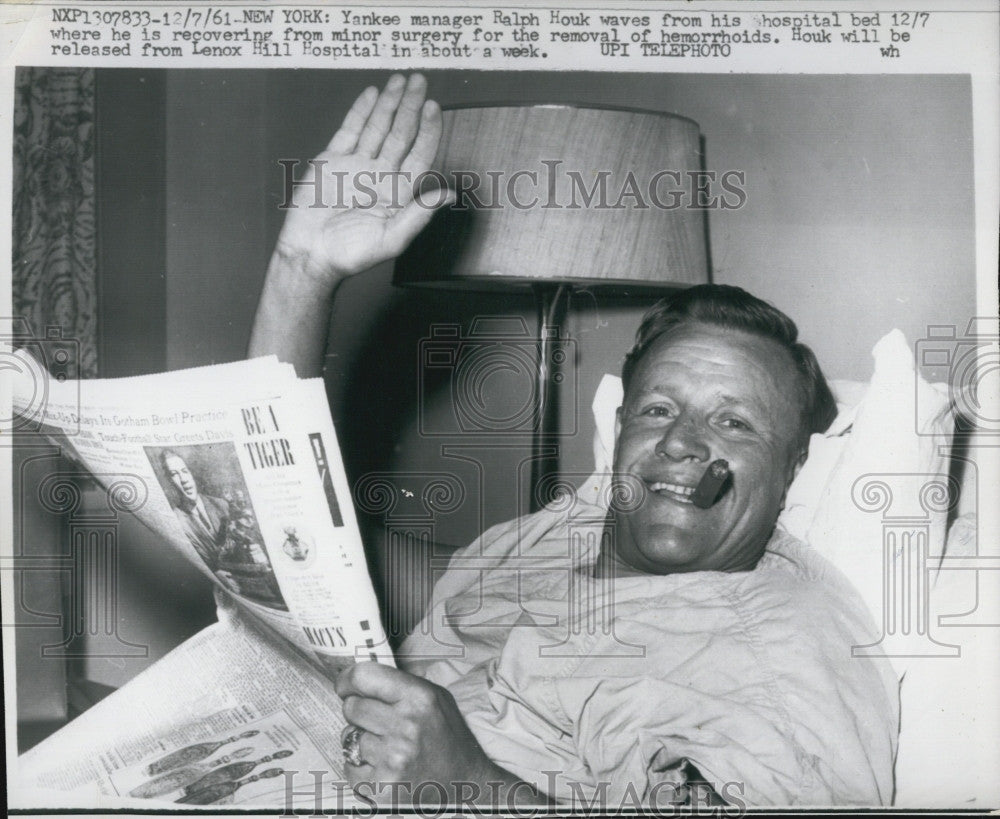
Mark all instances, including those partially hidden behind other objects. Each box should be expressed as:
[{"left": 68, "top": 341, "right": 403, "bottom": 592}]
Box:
[{"left": 273, "top": 74, "right": 449, "bottom": 286}]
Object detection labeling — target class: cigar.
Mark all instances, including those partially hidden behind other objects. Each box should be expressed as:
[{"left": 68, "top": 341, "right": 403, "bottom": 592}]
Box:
[{"left": 691, "top": 459, "right": 730, "bottom": 509}]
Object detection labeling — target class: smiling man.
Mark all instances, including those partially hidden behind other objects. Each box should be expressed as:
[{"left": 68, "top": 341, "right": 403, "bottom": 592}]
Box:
[
  {"left": 248, "top": 74, "right": 899, "bottom": 808},
  {"left": 608, "top": 287, "right": 836, "bottom": 577}
]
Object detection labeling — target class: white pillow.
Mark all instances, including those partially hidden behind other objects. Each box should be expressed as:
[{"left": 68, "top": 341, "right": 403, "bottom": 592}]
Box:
[
  {"left": 802, "top": 330, "right": 954, "bottom": 634},
  {"left": 776, "top": 377, "right": 865, "bottom": 542},
  {"left": 590, "top": 372, "right": 622, "bottom": 477}
]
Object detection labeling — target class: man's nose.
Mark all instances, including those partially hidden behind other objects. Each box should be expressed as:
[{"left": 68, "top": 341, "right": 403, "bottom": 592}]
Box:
[{"left": 654, "top": 415, "right": 711, "bottom": 462}]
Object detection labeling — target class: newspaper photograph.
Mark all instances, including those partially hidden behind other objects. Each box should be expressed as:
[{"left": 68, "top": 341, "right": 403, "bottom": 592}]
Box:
[{"left": 2, "top": 0, "right": 998, "bottom": 815}]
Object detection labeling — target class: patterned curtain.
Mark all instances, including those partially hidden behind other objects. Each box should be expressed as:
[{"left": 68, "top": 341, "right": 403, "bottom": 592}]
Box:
[{"left": 13, "top": 68, "right": 97, "bottom": 378}]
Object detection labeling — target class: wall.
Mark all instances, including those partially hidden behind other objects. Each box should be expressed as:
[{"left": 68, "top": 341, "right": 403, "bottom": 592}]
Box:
[
  {"left": 165, "top": 71, "right": 269, "bottom": 369},
  {"left": 88, "top": 69, "right": 975, "bottom": 682}
]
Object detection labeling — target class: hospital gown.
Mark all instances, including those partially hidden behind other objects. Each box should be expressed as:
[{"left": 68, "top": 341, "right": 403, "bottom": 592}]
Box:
[{"left": 399, "top": 496, "right": 899, "bottom": 807}]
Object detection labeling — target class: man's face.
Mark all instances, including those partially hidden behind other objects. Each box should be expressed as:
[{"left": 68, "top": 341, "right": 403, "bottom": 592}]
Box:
[
  {"left": 611, "top": 322, "right": 806, "bottom": 575},
  {"left": 164, "top": 454, "right": 199, "bottom": 503}
]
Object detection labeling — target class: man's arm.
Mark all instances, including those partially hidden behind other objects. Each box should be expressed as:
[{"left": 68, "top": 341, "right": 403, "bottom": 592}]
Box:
[
  {"left": 249, "top": 75, "right": 534, "bottom": 804},
  {"left": 248, "top": 73, "right": 453, "bottom": 376}
]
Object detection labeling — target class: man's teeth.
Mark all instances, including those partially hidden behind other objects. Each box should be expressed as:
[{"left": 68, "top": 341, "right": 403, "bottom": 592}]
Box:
[{"left": 648, "top": 482, "right": 696, "bottom": 498}]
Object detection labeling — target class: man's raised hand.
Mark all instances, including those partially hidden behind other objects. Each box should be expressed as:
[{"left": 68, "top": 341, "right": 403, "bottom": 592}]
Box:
[
  {"left": 249, "top": 73, "right": 452, "bottom": 375},
  {"left": 272, "top": 73, "right": 451, "bottom": 289}
]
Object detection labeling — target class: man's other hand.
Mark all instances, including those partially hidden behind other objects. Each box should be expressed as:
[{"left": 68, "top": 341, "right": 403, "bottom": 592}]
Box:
[{"left": 335, "top": 662, "right": 502, "bottom": 804}]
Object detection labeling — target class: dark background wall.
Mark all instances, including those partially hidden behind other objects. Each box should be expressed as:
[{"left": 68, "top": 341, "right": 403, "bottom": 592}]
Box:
[{"left": 85, "top": 69, "right": 974, "bottom": 686}]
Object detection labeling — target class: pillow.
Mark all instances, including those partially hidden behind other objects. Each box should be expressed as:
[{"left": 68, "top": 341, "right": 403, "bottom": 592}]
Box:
[
  {"left": 590, "top": 372, "right": 621, "bottom": 477},
  {"left": 802, "top": 330, "right": 954, "bottom": 635},
  {"left": 589, "top": 330, "right": 955, "bottom": 631},
  {"left": 776, "top": 377, "right": 866, "bottom": 542}
]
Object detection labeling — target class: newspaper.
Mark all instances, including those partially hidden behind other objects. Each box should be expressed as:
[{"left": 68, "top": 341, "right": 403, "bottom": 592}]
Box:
[
  {"left": 10, "top": 354, "right": 392, "bottom": 807},
  {"left": 16, "top": 609, "right": 364, "bottom": 809}
]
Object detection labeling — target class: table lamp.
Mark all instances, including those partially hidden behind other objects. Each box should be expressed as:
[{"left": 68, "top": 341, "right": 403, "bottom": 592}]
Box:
[{"left": 394, "top": 104, "right": 710, "bottom": 509}]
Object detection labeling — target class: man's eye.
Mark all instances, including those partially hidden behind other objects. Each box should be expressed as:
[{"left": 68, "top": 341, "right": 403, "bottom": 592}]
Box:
[
  {"left": 719, "top": 417, "right": 752, "bottom": 432},
  {"left": 642, "top": 405, "right": 673, "bottom": 418}
]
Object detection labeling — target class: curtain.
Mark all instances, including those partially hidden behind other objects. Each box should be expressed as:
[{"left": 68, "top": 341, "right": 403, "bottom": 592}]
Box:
[{"left": 13, "top": 68, "right": 97, "bottom": 378}]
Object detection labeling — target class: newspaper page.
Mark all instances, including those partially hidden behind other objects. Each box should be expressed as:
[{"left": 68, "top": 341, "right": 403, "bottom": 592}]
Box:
[
  {"left": 15, "top": 601, "right": 364, "bottom": 809},
  {"left": 11, "top": 355, "right": 395, "bottom": 675},
  {"left": 2, "top": 0, "right": 998, "bottom": 816}
]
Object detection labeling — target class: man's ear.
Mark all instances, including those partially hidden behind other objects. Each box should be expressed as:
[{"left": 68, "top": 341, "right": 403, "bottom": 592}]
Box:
[
  {"left": 779, "top": 446, "right": 809, "bottom": 510},
  {"left": 791, "top": 447, "right": 808, "bottom": 483}
]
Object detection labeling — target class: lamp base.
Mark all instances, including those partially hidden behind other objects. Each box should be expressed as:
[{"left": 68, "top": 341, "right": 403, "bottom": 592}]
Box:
[{"left": 530, "top": 284, "right": 571, "bottom": 513}]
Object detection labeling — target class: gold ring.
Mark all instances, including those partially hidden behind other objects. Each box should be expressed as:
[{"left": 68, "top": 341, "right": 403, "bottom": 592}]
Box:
[{"left": 342, "top": 726, "right": 364, "bottom": 767}]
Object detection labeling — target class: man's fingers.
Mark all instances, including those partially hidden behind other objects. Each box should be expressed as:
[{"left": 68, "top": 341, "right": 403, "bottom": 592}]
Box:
[
  {"left": 377, "top": 74, "right": 428, "bottom": 167},
  {"left": 356, "top": 74, "right": 406, "bottom": 158},
  {"left": 335, "top": 660, "right": 412, "bottom": 703},
  {"left": 341, "top": 724, "right": 386, "bottom": 776},
  {"left": 344, "top": 758, "right": 375, "bottom": 785},
  {"left": 400, "top": 100, "right": 443, "bottom": 178},
  {"left": 342, "top": 695, "right": 397, "bottom": 735},
  {"left": 326, "top": 86, "right": 378, "bottom": 155}
]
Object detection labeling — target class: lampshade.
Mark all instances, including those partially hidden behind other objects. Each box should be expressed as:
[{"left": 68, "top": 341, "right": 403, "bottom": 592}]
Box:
[{"left": 393, "top": 104, "right": 709, "bottom": 292}]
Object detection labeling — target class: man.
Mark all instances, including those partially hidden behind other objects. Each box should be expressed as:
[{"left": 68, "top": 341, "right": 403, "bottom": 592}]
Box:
[
  {"left": 248, "top": 75, "right": 898, "bottom": 807},
  {"left": 161, "top": 450, "right": 230, "bottom": 572}
]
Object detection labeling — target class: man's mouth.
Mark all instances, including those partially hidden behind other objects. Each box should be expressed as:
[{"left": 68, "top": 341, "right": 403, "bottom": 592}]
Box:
[{"left": 646, "top": 481, "right": 697, "bottom": 504}]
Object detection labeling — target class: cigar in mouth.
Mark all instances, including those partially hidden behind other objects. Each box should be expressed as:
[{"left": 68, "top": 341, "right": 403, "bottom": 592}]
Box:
[{"left": 691, "top": 459, "right": 730, "bottom": 509}]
